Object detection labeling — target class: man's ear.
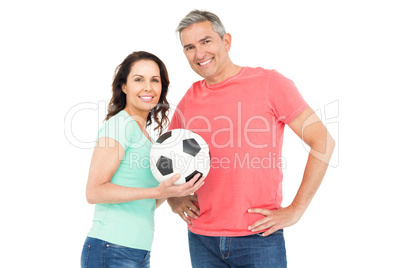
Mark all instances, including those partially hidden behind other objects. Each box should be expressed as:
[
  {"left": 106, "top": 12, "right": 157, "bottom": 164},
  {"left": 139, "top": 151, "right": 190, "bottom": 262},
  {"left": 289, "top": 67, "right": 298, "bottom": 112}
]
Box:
[{"left": 224, "top": 33, "right": 232, "bottom": 52}]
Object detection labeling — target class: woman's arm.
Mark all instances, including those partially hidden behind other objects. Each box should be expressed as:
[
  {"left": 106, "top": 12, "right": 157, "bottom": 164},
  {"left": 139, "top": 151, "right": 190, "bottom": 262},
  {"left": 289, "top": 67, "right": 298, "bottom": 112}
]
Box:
[{"left": 85, "top": 137, "right": 205, "bottom": 204}]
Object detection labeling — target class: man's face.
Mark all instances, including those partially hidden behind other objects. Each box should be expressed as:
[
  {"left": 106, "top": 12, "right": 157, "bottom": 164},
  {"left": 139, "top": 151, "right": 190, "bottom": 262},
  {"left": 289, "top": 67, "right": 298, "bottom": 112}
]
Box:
[{"left": 180, "top": 21, "right": 232, "bottom": 84}]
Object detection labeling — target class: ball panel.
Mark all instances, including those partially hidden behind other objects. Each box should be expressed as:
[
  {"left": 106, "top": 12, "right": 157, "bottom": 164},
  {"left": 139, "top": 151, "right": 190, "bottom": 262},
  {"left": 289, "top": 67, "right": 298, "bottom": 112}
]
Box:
[
  {"left": 185, "top": 170, "right": 203, "bottom": 183},
  {"left": 156, "top": 156, "right": 173, "bottom": 176},
  {"left": 182, "top": 138, "right": 201, "bottom": 157},
  {"left": 156, "top": 131, "right": 172, "bottom": 144}
]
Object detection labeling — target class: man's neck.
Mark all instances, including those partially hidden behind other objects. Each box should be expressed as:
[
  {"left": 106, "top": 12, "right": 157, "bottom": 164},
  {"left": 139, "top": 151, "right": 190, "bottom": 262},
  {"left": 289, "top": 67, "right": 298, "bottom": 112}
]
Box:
[{"left": 206, "top": 64, "right": 242, "bottom": 85}]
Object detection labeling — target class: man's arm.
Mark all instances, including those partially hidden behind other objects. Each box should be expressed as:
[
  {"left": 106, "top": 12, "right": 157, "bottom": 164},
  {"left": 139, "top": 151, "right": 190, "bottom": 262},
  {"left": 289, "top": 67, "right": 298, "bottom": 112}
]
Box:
[{"left": 248, "top": 107, "right": 335, "bottom": 236}]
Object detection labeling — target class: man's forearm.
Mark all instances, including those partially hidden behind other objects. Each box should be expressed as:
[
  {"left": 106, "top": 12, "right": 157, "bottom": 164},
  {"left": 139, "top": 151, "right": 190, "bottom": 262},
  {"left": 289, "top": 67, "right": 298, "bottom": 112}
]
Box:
[{"left": 291, "top": 136, "right": 335, "bottom": 215}]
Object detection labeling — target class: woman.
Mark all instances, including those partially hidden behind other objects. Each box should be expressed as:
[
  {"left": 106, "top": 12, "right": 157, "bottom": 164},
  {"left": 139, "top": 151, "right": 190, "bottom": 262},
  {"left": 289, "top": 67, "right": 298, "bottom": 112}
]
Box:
[{"left": 81, "top": 51, "right": 205, "bottom": 268}]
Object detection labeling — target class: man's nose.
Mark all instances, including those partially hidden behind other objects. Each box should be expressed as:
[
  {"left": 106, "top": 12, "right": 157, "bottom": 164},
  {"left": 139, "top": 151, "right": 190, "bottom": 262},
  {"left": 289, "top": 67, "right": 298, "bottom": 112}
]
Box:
[{"left": 195, "top": 47, "right": 207, "bottom": 61}]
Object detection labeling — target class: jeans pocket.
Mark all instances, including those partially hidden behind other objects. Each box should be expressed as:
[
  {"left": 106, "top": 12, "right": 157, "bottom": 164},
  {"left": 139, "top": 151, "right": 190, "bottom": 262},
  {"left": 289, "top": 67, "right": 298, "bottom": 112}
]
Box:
[
  {"left": 106, "top": 242, "right": 128, "bottom": 248},
  {"left": 257, "top": 229, "right": 284, "bottom": 237},
  {"left": 81, "top": 244, "right": 91, "bottom": 268},
  {"left": 106, "top": 243, "right": 149, "bottom": 266},
  {"left": 274, "top": 229, "right": 284, "bottom": 234}
]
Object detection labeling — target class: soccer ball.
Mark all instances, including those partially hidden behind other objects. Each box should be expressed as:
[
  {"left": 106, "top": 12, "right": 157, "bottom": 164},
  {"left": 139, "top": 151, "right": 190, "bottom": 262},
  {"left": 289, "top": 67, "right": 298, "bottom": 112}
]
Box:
[{"left": 150, "top": 129, "right": 210, "bottom": 185}]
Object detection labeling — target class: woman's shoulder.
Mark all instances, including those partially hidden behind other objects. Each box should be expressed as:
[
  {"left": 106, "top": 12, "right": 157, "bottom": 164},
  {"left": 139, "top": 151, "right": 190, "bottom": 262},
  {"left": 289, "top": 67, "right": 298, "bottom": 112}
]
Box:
[
  {"left": 98, "top": 110, "right": 141, "bottom": 148},
  {"left": 102, "top": 110, "right": 138, "bottom": 132}
]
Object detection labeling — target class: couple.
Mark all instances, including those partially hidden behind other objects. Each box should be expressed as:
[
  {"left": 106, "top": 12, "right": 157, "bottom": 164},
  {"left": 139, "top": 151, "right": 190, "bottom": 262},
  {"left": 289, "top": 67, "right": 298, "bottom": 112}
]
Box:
[{"left": 81, "top": 10, "right": 335, "bottom": 268}]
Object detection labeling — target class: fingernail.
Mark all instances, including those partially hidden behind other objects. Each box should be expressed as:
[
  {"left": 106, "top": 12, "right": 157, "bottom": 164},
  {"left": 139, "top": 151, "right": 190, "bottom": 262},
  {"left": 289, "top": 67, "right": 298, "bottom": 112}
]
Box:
[{"left": 248, "top": 226, "right": 251, "bottom": 230}]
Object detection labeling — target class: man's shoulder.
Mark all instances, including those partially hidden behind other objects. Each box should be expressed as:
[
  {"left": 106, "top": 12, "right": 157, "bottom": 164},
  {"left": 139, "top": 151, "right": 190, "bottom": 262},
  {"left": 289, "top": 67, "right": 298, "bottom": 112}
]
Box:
[
  {"left": 189, "top": 79, "right": 204, "bottom": 88},
  {"left": 244, "top": 66, "right": 291, "bottom": 81},
  {"left": 239, "top": 66, "right": 277, "bottom": 81},
  {"left": 243, "top": 66, "right": 277, "bottom": 76}
]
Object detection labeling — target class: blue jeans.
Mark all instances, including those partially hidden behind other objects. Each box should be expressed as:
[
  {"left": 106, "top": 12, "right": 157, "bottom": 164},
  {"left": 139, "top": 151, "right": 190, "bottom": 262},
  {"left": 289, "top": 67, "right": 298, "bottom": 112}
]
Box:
[
  {"left": 81, "top": 237, "right": 150, "bottom": 268},
  {"left": 188, "top": 230, "right": 287, "bottom": 268}
]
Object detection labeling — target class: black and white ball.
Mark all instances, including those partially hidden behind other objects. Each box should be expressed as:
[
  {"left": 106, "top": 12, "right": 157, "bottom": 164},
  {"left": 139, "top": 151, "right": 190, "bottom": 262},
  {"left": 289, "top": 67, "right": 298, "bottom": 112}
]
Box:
[{"left": 150, "top": 129, "right": 210, "bottom": 185}]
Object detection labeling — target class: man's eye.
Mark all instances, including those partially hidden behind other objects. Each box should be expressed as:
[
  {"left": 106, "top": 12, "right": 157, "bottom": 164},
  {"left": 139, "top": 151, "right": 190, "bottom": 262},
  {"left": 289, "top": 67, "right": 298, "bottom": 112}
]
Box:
[{"left": 185, "top": 46, "right": 194, "bottom": 51}]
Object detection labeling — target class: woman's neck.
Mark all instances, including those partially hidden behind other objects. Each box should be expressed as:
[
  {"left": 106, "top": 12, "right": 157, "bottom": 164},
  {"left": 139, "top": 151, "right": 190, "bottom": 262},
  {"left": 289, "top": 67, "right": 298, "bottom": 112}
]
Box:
[{"left": 123, "top": 107, "right": 147, "bottom": 129}]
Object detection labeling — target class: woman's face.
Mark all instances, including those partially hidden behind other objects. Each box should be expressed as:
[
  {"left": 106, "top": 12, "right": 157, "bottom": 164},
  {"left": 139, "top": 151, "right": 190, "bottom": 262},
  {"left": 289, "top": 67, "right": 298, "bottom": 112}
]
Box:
[{"left": 122, "top": 60, "right": 162, "bottom": 117}]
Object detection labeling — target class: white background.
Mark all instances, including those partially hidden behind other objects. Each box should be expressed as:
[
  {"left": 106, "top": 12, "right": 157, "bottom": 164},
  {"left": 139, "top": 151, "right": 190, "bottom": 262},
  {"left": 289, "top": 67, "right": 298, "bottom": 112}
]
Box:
[{"left": 1, "top": 0, "right": 401, "bottom": 267}]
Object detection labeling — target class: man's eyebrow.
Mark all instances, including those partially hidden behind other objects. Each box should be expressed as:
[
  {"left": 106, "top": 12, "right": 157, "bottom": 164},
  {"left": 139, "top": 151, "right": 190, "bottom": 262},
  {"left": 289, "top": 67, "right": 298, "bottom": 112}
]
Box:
[
  {"left": 183, "top": 43, "right": 193, "bottom": 49},
  {"left": 183, "top": 36, "right": 213, "bottom": 48},
  {"left": 199, "top": 36, "right": 212, "bottom": 43}
]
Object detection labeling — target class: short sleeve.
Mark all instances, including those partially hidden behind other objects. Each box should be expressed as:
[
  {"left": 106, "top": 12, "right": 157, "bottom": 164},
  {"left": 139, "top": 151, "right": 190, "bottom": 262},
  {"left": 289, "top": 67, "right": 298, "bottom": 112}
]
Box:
[
  {"left": 97, "top": 113, "right": 137, "bottom": 150},
  {"left": 267, "top": 70, "right": 309, "bottom": 124}
]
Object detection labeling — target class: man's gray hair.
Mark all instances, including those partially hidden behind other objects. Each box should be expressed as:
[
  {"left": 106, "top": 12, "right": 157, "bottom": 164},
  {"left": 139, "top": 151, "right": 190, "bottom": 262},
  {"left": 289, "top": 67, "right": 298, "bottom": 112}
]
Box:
[{"left": 176, "top": 10, "right": 226, "bottom": 40}]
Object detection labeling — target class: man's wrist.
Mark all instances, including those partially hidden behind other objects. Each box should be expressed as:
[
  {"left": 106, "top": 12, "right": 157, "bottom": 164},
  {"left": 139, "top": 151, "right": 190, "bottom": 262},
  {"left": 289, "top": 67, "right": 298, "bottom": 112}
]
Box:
[{"left": 289, "top": 203, "right": 307, "bottom": 218}]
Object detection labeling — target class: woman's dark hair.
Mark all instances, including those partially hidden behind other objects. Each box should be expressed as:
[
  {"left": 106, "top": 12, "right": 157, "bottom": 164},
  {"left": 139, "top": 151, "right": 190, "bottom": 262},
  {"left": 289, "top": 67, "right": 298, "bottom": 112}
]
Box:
[{"left": 105, "top": 51, "right": 170, "bottom": 135}]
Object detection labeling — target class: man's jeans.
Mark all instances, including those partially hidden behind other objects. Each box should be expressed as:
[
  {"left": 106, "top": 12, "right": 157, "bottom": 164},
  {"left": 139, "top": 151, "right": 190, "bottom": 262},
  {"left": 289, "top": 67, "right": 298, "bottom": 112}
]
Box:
[{"left": 188, "top": 229, "right": 287, "bottom": 268}]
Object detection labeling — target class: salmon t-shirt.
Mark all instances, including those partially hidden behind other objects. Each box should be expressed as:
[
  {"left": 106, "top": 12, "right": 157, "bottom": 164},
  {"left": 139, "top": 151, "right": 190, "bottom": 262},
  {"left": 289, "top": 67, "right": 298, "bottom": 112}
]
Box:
[{"left": 169, "top": 67, "right": 309, "bottom": 236}]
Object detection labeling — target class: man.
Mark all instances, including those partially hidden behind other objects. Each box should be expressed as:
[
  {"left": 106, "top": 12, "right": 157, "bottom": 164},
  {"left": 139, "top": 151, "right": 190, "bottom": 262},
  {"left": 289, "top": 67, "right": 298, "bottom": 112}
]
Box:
[{"left": 168, "top": 10, "right": 335, "bottom": 268}]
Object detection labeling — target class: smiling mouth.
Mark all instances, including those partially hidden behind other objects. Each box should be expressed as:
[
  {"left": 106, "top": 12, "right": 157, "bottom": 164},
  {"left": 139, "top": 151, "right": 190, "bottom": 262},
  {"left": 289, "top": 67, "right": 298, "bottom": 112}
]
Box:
[
  {"left": 198, "top": 58, "right": 213, "bottom": 66},
  {"left": 139, "top": 96, "right": 153, "bottom": 101}
]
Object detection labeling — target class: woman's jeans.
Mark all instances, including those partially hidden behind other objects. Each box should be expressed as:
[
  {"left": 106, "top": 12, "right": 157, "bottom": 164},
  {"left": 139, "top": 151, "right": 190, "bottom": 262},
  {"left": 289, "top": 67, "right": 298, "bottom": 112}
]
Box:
[
  {"left": 81, "top": 237, "right": 150, "bottom": 268},
  {"left": 188, "top": 229, "right": 287, "bottom": 268}
]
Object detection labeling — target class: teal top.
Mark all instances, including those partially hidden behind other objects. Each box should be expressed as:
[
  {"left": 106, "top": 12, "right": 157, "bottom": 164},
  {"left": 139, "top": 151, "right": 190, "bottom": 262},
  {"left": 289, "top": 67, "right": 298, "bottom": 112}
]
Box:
[{"left": 87, "top": 110, "right": 159, "bottom": 251}]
